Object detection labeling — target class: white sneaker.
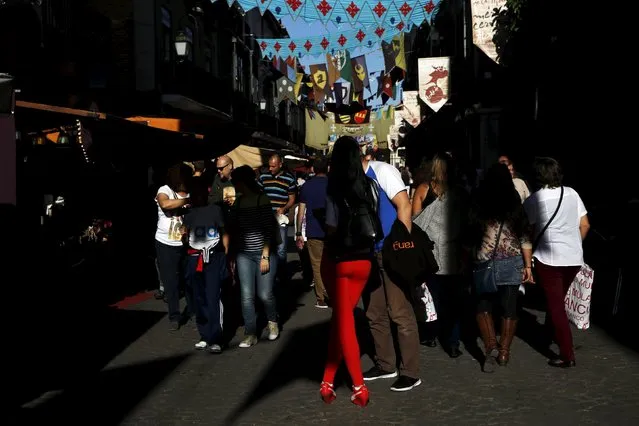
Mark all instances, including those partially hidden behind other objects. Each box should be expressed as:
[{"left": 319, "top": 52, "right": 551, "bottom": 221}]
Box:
[
  {"left": 239, "top": 335, "right": 258, "bottom": 348},
  {"left": 268, "top": 321, "right": 280, "bottom": 341},
  {"left": 208, "top": 344, "right": 222, "bottom": 354},
  {"left": 194, "top": 341, "right": 208, "bottom": 350}
]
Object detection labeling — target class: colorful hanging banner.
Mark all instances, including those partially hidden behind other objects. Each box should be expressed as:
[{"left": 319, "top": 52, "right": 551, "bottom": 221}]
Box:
[
  {"left": 223, "top": 0, "right": 442, "bottom": 35},
  {"left": 276, "top": 76, "right": 297, "bottom": 104},
  {"left": 417, "top": 56, "right": 450, "bottom": 112},
  {"left": 258, "top": 23, "right": 400, "bottom": 59}
]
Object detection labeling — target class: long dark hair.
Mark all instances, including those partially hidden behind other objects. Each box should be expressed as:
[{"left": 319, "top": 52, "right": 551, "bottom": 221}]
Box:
[
  {"left": 231, "top": 165, "right": 263, "bottom": 194},
  {"left": 166, "top": 163, "right": 192, "bottom": 193},
  {"left": 473, "top": 163, "right": 526, "bottom": 236},
  {"left": 327, "top": 136, "right": 375, "bottom": 209}
]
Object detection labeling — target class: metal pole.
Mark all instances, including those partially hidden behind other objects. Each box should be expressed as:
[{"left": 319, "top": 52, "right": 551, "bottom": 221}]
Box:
[{"left": 462, "top": 0, "right": 468, "bottom": 59}]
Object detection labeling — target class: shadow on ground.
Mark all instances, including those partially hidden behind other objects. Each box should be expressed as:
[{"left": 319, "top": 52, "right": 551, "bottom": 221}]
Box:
[
  {"left": 12, "top": 354, "right": 190, "bottom": 425},
  {"left": 8, "top": 308, "right": 169, "bottom": 422}
]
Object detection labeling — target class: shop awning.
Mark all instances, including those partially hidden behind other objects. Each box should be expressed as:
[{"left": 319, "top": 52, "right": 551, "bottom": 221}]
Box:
[
  {"left": 251, "top": 131, "right": 299, "bottom": 152},
  {"left": 161, "top": 94, "right": 232, "bottom": 121},
  {"left": 225, "top": 144, "right": 310, "bottom": 170},
  {"left": 14, "top": 100, "right": 238, "bottom": 163},
  {"left": 125, "top": 116, "right": 204, "bottom": 139}
]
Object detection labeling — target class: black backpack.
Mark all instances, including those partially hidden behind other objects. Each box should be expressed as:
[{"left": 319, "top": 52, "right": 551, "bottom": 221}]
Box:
[{"left": 336, "top": 181, "right": 384, "bottom": 252}]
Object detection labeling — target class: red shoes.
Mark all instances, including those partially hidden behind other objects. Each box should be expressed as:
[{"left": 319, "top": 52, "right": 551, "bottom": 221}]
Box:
[
  {"left": 320, "top": 382, "right": 336, "bottom": 404},
  {"left": 350, "top": 384, "right": 369, "bottom": 407},
  {"left": 320, "top": 382, "right": 369, "bottom": 406}
]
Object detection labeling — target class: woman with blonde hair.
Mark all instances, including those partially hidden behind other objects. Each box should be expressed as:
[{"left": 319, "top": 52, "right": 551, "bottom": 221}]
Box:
[{"left": 413, "top": 153, "right": 470, "bottom": 357}]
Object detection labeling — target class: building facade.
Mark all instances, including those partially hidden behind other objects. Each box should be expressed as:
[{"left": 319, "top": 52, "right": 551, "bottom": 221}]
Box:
[{"left": 0, "top": 0, "right": 305, "bottom": 146}]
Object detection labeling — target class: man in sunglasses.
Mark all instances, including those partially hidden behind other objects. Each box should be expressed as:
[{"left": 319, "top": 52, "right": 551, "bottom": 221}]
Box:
[{"left": 209, "top": 155, "right": 235, "bottom": 208}]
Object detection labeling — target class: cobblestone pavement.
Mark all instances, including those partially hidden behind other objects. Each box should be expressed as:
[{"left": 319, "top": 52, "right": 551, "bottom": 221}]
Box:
[{"left": 14, "top": 251, "right": 639, "bottom": 426}]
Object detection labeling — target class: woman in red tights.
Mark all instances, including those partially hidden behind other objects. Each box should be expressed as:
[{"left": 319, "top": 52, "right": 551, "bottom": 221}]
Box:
[{"left": 320, "top": 136, "right": 381, "bottom": 407}]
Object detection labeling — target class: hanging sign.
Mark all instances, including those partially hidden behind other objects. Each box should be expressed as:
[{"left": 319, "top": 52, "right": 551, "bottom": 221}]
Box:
[
  {"left": 470, "top": 0, "right": 506, "bottom": 63},
  {"left": 417, "top": 56, "right": 450, "bottom": 112}
]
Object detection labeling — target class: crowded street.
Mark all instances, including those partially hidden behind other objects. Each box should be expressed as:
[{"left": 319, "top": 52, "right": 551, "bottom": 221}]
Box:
[{"left": 3, "top": 0, "right": 638, "bottom": 425}]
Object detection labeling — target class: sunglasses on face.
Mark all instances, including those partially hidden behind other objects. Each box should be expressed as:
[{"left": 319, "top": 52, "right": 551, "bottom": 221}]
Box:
[{"left": 217, "top": 164, "right": 229, "bottom": 171}]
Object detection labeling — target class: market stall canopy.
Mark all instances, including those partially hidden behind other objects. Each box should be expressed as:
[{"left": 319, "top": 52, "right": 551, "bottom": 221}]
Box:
[
  {"left": 226, "top": 144, "right": 277, "bottom": 169},
  {"left": 226, "top": 145, "right": 311, "bottom": 170},
  {"left": 14, "top": 101, "right": 241, "bottom": 164}
]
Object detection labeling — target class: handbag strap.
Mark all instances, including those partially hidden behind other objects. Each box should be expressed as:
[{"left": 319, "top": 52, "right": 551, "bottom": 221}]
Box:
[{"left": 532, "top": 186, "right": 564, "bottom": 252}]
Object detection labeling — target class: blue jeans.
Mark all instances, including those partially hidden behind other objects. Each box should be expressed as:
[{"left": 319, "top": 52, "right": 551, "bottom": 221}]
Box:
[
  {"left": 276, "top": 225, "right": 288, "bottom": 281},
  {"left": 236, "top": 251, "right": 278, "bottom": 336},
  {"left": 185, "top": 251, "right": 227, "bottom": 345}
]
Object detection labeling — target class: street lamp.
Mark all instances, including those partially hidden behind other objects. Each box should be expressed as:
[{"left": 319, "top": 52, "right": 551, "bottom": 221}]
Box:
[{"left": 174, "top": 30, "right": 191, "bottom": 61}]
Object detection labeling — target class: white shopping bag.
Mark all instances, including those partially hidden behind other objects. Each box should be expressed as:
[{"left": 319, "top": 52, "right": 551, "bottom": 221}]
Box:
[
  {"left": 564, "top": 264, "right": 594, "bottom": 330},
  {"left": 420, "top": 283, "right": 438, "bottom": 322}
]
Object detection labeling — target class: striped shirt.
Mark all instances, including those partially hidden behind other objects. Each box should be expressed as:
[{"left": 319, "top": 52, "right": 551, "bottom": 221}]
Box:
[
  {"left": 258, "top": 171, "right": 297, "bottom": 211},
  {"left": 232, "top": 193, "right": 275, "bottom": 252}
]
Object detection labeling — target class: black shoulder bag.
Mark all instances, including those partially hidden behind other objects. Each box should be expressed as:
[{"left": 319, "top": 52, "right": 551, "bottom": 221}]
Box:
[{"left": 339, "top": 181, "right": 384, "bottom": 251}]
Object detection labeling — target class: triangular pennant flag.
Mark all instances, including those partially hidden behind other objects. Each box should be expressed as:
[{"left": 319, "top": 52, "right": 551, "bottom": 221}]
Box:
[
  {"left": 256, "top": 0, "right": 273, "bottom": 15},
  {"left": 313, "top": 0, "right": 337, "bottom": 24},
  {"left": 393, "top": 34, "right": 406, "bottom": 71},
  {"left": 376, "top": 74, "right": 384, "bottom": 97},
  {"left": 327, "top": 54, "right": 339, "bottom": 88},
  {"left": 294, "top": 72, "right": 304, "bottom": 98},
  {"left": 382, "top": 1, "right": 403, "bottom": 31},
  {"left": 397, "top": 0, "right": 416, "bottom": 26},
  {"left": 284, "top": 0, "right": 305, "bottom": 20},
  {"left": 339, "top": 0, "right": 363, "bottom": 25},
  {"left": 381, "top": 40, "right": 398, "bottom": 73},
  {"left": 369, "top": 0, "right": 390, "bottom": 25},
  {"left": 351, "top": 55, "right": 370, "bottom": 92},
  {"left": 329, "top": 0, "right": 348, "bottom": 26},
  {"left": 337, "top": 50, "right": 352, "bottom": 83}
]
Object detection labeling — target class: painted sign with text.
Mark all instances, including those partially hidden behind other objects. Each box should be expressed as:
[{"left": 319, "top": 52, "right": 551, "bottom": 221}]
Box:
[{"left": 470, "top": 0, "right": 507, "bottom": 63}]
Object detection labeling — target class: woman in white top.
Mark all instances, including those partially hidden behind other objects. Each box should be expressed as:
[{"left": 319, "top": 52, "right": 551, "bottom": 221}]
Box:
[
  {"left": 523, "top": 157, "right": 590, "bottom": 368},
  {"left": 155, "top": 163, "right": 192, "bottom": 331}
]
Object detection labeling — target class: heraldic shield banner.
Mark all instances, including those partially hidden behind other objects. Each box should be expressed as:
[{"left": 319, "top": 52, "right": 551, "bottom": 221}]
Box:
[{"left": 417, "top": 57, "right": 450, "bottom": 112}]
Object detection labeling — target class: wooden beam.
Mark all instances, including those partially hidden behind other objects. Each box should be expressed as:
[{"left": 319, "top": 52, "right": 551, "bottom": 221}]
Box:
[{"left": 16, "top": 100, "right": 107, "bottom": 119}]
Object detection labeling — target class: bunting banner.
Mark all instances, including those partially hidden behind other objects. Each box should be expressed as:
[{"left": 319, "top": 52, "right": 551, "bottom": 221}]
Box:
[
  {"left": 417, "top": 56, "right": 450, "bottom": 112},
  {"left": 333, "top": 81, "right": 351, "bottom": 107},
  {"left": 224, "top": 0, "right": 442, "bottom": 32},
  {"left": 258, "top": 23, "right": 400, "bottom": 59},
  {"left": 310, "top": 63, "right": 331, "bottom": 103},
  {"left": 334, "top": 109, "right": 371, "bottom": 124},
  {"left": 276, "top": 76, "right": 297, "bottom": 104},
  {"left": 351, "top": 55, "right": 370, "bottom": 92}
]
